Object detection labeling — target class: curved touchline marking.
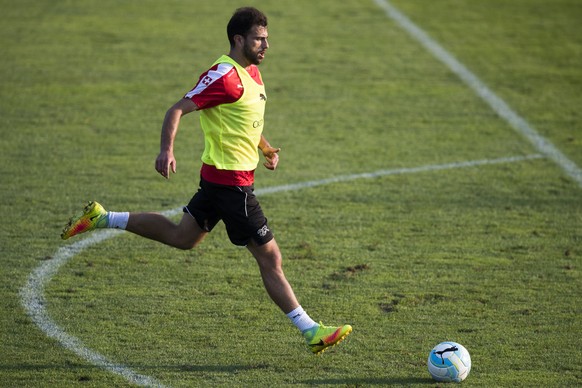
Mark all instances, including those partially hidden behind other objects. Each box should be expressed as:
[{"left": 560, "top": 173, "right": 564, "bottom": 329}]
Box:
[
  {"left": 19, "top": 154, "right": 542, "bottom": 386},
  {"left": 19, "top": 229, "right": 166, "bottom": 387}
]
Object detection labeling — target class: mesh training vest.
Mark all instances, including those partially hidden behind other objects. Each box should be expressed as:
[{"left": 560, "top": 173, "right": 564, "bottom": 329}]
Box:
[{"left": 200, "top": 55, "right": 267, "bottom": 171}]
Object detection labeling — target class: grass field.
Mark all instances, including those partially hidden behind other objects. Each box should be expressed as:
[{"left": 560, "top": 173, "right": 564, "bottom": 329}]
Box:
[{"left": 1, "top": 0, "right": 581, "bottom": 386}]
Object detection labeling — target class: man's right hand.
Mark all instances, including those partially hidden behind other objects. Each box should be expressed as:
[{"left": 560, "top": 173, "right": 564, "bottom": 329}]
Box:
[{"left": 155, "top": 150, "right": 177, "bottom": 179}]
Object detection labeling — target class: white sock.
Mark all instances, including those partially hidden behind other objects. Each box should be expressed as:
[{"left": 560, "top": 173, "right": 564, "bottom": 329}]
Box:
[
  {"left": 286, "top": 306, "right": 317, "bottom": 333},
  {"left": 107, "top": 211, "right": 129, "bottom": 230}
]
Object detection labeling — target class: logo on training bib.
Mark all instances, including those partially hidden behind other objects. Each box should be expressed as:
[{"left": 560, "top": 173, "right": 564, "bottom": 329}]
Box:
[{"left": 253, "top": 119, "right": 264, "bottom": 128}]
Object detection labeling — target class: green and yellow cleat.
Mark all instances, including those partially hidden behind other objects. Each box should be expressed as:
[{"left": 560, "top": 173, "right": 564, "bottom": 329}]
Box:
[
  {"left": 304, "top": 322, "right": 352, "bottom": 355},
  {"left": 61, "top": 201, "right": 108, "bottom": 240}
]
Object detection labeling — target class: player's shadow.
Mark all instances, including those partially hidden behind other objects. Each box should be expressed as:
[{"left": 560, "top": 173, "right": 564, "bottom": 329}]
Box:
[
  {"left": 166, "top": 364, "right": 270, "bottom": 373},
  {"left": 0, "top": 363, "right": 265, "bottom": 373},
  {"left": 300, "top": 377, "right": 434, "bottom": 385}
]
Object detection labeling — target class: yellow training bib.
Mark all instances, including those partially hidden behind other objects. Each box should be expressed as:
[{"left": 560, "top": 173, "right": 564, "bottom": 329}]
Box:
[{"left": 199, "top": 55, "right": 267, "bottom": 171}]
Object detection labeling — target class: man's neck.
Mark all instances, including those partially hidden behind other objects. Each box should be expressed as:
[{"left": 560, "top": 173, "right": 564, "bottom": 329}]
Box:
[{"left": 228, "top": 51, "right": 250, "bottom": 69}]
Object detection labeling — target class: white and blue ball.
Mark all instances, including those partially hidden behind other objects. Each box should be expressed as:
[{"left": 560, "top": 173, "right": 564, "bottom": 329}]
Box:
[{"left": 427, "top": 341, "right": 471, "bottom": 383}]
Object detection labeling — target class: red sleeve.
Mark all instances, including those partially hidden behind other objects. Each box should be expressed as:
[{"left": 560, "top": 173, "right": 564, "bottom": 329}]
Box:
[
  {"left": 184, "top": 63, "right": 243, "bottom": 110},
  {"left": 246, "top": 65, "right": 263, "bottom": 85}
]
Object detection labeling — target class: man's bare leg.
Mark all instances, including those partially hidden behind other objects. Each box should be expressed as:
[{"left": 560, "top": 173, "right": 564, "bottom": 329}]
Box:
[
  {"left": 247, "top": 238, "right": 299, "bottom": 314},
  {"left": 126, "top": 212, "right": 207, "bottom": 250}
]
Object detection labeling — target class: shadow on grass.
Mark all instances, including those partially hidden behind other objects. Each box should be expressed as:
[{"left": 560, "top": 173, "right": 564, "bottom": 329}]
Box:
[
  {"left": 0, "top": 363, "right": 269, "bottom": 373},
  {"left": 2, "top": 364, "right": 435, "bottom": 385},
  {"left": 300, "top": 377, "right": 434, "bottom": 385},
  {"left": 166, "top": 363, "right": 270, "bottom": 373}
]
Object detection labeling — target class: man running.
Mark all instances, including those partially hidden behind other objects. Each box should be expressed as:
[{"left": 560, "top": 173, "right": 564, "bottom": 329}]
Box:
[{"left": 62, "top": 7, "right": 351, "bottom": 355}]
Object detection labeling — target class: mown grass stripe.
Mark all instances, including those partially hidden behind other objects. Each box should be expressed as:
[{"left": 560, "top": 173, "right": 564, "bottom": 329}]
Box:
[{"left": 372, "top": 0, "right": 582, "bottom": 188}]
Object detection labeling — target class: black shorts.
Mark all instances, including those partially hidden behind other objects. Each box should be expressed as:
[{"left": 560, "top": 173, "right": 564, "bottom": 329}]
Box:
[{"left": 183, "top": 178, "right": 274, "bottom": 246}]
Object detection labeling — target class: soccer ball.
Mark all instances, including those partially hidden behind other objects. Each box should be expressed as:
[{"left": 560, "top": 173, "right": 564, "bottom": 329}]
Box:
[{"left": 427, "top": 341, "right": 471, "bottom": 383}]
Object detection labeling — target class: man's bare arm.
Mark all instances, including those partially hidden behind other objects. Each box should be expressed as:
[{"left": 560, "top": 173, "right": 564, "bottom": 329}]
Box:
[{"left": 155, "top": 98, "right": 198, "bottom": 179}]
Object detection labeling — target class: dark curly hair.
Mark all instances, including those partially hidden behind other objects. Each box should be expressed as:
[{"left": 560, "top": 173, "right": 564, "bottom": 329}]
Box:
[{"left": 227, "top": 7, "right": 268, "bottom": 48}]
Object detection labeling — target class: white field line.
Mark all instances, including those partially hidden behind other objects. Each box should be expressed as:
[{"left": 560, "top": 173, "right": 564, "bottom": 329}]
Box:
[
  {"left": 372, "top": 0, "right": 582, "bottom": 188},
  {"left": 256, "top": 154, "right": 543, "bottom": 195},
  {"left": 19, "top": 229, "right": 166, "bottom": 388},
  {"left": 19, "top": 154, "right": 541, "bottom": 387}
]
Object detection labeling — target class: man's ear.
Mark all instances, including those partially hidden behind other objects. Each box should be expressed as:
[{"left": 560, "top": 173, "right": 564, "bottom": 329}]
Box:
[{"left": 234, "top": 34, "right": 244, "bottom": 47}]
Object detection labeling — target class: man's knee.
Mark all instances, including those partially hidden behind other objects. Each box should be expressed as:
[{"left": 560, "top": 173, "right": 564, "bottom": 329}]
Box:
[
  {"left": 171, "top": 214, "right": 206, "bottom": 250},
  {"left": 173, "top": 232, "right": 206, "bottom": 250},
  {"left": 173, "top": 239, "right": 198, "bottom": 250}
]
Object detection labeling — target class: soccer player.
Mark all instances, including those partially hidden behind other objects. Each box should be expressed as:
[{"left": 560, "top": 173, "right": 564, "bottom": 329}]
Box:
[{"left": 61, "top": 7, "right": 351, "bottom": 355}]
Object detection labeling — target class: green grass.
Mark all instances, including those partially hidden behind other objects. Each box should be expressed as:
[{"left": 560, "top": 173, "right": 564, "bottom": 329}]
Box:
[{"left": 1, "top": 0, "right": 581, "bottom": 386}]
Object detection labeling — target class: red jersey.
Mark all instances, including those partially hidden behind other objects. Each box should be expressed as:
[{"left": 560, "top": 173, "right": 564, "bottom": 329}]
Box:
[{"left": 185, "top": 62, "right": 264, "bottom": 187}]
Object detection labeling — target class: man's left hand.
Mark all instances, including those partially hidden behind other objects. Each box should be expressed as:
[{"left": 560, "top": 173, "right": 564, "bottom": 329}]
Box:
[{"left": 262, "top": 146, "right": 281, "bottom": 170}]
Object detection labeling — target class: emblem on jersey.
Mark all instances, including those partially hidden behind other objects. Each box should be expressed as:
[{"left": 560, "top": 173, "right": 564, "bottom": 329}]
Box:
[
  {"left": 202, "top": 75, "right": 213, "bottom": 86},
  {"left": 257, "top": 225, "right": 270, "bottom": 237},
  {"left": 259, "top": 93, "right": 267, "bottom": 101}
]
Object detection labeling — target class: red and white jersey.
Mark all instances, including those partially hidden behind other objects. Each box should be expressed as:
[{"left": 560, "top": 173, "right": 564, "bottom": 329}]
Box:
[
  {"left": 185, "top": 63, "right": 263, "bottom": 110},
  {"left": 184, "top": 61, "right": 265, "bottom": 186}
]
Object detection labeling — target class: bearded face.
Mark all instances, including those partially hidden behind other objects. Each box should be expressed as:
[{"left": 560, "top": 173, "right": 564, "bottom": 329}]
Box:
[{"left": 241, "top": 25, "right": 268, "bottom": 65}]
